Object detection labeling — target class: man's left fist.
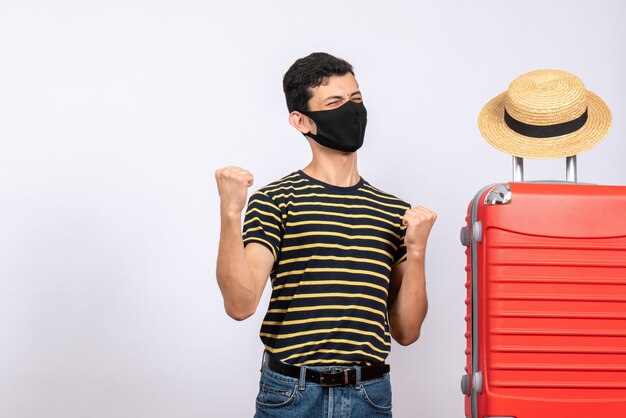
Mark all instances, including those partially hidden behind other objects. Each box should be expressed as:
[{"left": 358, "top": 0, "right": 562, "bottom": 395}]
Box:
[{"left": 402, "top": 206, "right": 437, "bottom": 253}]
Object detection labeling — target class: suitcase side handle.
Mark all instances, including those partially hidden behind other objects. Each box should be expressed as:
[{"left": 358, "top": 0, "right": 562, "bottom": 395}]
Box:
[{"left": 512, "top": 155, "right": 578, "bottom": 182}]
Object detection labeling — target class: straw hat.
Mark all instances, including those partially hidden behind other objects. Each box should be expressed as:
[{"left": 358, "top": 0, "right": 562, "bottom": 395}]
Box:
[{"left": 478, "top": 69, "right": 612, "bottom": 159}]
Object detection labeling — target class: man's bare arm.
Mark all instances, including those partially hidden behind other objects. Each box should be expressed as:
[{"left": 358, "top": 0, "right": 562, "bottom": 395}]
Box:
[
  {"left": 215, "top": 166, "right": 274, "bottom": 320},
  {"left": 387, "top": 206, "right": 436, "bottom": 345}
]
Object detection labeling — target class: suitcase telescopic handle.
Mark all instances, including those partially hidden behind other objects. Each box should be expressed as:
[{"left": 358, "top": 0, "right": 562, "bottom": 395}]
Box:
[{"left": 512, "top": 155, "right": 578, "bottom": 182}]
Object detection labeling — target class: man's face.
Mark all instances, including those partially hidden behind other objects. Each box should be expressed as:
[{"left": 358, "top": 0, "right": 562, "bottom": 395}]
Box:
[{"left": 302, "top": 73, "right": 362, "bottom": 135}]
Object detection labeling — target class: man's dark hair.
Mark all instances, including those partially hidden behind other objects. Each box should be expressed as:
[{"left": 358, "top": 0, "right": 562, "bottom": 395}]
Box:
[{"left": 282, "top": 52, "right": 354, "bottom": 113}]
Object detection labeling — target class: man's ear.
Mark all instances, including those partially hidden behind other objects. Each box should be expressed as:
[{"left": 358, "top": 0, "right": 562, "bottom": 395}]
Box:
[{"left": 288, "top": 111, "right": 312, "bottom": 135}]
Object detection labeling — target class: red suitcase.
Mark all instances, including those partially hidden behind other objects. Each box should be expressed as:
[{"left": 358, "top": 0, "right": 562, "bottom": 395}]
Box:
[{"left": 461, "top": 157, "right": 626, "bottom": 418}]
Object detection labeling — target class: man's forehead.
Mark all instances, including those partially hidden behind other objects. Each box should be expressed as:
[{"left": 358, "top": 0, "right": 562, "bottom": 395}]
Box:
[{"left": 311, "top": 73, "right": 360, "bottom": 96}]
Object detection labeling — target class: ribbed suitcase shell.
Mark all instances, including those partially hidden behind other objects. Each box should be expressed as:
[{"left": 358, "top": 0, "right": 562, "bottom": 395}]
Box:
[{"left": 463, "top": 182, "right": 626, "bottom": 418}]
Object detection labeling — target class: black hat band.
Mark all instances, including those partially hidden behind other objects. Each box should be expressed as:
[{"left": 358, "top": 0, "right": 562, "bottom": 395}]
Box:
[{"left": 504, "top": 108, "right": 588, "bottom": 138}]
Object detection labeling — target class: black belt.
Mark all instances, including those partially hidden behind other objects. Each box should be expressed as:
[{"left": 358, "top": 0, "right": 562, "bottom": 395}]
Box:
[{"left": 263, "top": 353, "right": 390, "bottom": 387}]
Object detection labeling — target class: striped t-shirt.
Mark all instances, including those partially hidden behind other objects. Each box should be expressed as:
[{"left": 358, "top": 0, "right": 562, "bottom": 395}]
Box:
[{"left": 242, "top": 170, "right": 410, "bottom": 366}]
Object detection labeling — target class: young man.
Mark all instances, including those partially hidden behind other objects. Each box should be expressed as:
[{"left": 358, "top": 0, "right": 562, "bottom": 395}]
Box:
[{"left": 215, "top": 52, "right": 436, "bottom": 417}]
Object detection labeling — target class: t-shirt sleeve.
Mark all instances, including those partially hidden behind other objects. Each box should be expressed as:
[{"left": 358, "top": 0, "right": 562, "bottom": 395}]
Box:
[
  {"left": 392, "top": 203, "right": 411, "bottom": 266},
  {"left": 242, "top": 191, "right": 283, "bottom": 261},
  {"left": 393, "top": 233, "right": 408, "bottom": 266}
]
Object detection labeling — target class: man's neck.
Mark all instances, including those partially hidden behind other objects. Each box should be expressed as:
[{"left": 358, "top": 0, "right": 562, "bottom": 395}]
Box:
[{"left": 302, "top": 150, "right": 360, "bottom": 188}]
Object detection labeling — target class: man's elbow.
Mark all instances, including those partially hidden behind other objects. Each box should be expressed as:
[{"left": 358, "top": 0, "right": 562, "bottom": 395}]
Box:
[
  {"left": 394, "top": 331, "right": 421, "bottom": 346},
  {"left": 224, "top": 302, "right": 256, "bottom": 321}
]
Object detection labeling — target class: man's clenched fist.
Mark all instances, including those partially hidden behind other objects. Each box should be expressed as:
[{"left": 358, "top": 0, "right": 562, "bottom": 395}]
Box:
[
  {"left": 215, "top": 166, "right": 254, "bottom": 216},
  {"left": 402, "top": 206, "right": 437, "bottom": 255}
]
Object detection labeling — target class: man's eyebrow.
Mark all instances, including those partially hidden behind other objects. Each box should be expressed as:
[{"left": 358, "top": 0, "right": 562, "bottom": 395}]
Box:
[{"left": 323, "top": 91, "right": 362, "bottom": 102}]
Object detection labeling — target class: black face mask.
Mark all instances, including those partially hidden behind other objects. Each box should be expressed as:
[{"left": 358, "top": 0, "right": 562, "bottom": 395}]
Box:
[{"left": 300, "top": 101, "right": 367, "bottom": 153}]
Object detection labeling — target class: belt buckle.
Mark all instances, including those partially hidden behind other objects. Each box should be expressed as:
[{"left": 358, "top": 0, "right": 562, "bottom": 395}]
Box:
[{"left": 320, "top": 369, "right": 349, "bottom": 387}]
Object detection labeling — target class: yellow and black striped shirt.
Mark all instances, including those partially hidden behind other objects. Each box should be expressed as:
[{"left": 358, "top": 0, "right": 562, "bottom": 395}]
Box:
[{"left": 242, "top": 170, "right": 410, "bottom": 366}]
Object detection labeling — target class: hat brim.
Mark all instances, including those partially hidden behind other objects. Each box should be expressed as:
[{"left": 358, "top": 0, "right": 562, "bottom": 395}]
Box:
[{"left": 478, "top": 90, "right": 612, "bottom": 159}]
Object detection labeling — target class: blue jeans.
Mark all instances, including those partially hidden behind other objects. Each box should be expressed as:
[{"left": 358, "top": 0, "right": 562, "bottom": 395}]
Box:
[{"left": 254, "top": 362, "right": 392, "bottom": 418}]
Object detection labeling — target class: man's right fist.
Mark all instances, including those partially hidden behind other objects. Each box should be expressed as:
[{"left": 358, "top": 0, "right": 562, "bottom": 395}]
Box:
[{"left": 215, "top": 166, "right": 254, "bottom": 215}]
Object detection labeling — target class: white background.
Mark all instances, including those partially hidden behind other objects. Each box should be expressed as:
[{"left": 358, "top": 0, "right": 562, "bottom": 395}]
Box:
[{"left": 1, "top": 1, "right": 625, "bottom": 417}]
